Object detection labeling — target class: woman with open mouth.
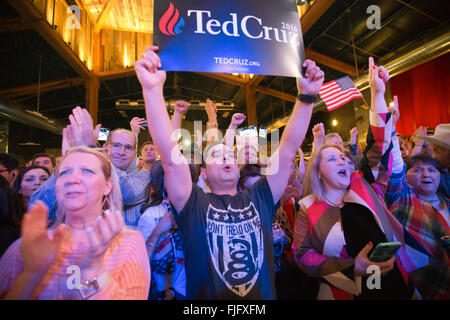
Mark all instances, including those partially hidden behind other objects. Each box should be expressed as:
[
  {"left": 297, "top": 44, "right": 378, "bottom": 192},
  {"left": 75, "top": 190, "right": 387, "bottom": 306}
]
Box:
[{"left": 293, "top": 57, "right": 427, "bottom": 300}]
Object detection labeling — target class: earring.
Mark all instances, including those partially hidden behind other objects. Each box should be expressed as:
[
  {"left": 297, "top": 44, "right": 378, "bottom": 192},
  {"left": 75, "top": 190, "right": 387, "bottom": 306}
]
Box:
[{"left": 102, "top": 196, "right": 111, "bottom": 210}]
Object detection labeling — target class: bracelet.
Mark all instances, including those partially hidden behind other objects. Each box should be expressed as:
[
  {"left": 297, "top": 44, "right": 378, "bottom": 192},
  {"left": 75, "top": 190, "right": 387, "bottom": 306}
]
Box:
[
  {"left": 207, "top": 122, "right": 218, "bottom": 128},
  {"left": 297, "top": 94, "right": 317, "bottom": 103}
]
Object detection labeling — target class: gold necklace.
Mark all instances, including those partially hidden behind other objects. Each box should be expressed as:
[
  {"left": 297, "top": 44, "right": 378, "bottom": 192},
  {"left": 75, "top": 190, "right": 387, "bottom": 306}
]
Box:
[{"left": 323, "top": 194, "right": 344, "bottom": 206}]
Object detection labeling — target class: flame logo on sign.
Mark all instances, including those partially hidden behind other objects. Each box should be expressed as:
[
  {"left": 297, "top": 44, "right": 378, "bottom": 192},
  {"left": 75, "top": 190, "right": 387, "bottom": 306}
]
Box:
[{"left": 159, "top": 2, "right": 185, "bottom": 35}]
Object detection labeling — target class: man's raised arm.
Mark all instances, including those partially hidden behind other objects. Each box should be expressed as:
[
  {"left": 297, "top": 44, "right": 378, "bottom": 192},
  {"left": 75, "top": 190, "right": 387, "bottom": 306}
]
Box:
[
  {"left": 266, "top": 60, "right": 324, "bottom": 203},
  {"left": 134, "top": 46, "right": 192, "bottom": 212}
]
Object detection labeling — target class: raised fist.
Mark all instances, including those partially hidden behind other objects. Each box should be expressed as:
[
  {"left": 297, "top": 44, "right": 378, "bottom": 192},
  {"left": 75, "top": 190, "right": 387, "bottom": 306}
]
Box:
[
  {"left": 134, "top": 46, "right": 166, "bottom": 90},
  {"left": 312, "top": 123, "right": 325, "bottom": 140},
  {"left": 297, "top": 59, "right": 325, "bottom": 97}
]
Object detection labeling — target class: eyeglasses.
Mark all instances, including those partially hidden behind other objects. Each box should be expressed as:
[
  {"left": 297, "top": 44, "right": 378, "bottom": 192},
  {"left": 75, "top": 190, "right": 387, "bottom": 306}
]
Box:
[{"left": 107, "top": 142, "right": 135, "bottom": 153}]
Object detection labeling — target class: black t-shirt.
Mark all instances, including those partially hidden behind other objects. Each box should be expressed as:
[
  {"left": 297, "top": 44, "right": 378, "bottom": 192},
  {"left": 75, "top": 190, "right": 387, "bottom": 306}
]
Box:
[{"left": 174, "top": 177, "right": 279, "bottom": 299}]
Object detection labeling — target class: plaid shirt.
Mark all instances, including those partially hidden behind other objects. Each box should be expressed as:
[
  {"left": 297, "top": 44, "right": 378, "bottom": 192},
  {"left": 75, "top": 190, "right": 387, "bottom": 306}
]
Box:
[
  {"left": 385, "top": 135, "right": 450, "bottom": 299},
  {"left": 30, "top": 167, "right": 151, "bottom": 227},
  {"left": 385, "top": 165, "right": 449, "bottom": 263}
]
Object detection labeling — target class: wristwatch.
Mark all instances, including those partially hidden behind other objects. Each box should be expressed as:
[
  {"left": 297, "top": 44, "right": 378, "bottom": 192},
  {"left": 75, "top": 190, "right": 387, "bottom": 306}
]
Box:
[
  {"left": 297, "top": 93, "right": 317, "bottom": 103},
  {"left": 207, "top": 122, "right": 218, "bottom": 128},
  {"left": 77, "top": 271, "right": 110, "bottom": 300}
]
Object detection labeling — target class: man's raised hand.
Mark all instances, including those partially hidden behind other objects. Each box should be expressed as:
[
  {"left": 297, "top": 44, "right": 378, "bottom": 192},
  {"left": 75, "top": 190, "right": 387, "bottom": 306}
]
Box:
[
  {"left": 312, "top": 122, "right": 325, "bottom": 140},
  {"left": 174, "top": 100, "right": 189, "bottom": 115},
  {"left": 297, "top": 59, "right": 325, "bottom": 97},
  {"left": 231, "top": 113, "right": 246, "bottom": 128},
  {"left": 134, "top": 46, "right": 166, "bottom": 90},
  {"left": 68, "top": 106, "right": 101, "bottom": 147},
  {"left": 130, "top": 117, "right": 147, "bottom": 137},
  {"left": 205, "top": 98, "right": 218, "bottom": 123}
]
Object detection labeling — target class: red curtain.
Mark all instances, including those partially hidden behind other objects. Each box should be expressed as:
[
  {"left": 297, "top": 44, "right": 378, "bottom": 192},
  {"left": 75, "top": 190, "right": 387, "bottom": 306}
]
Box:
[{"left": 390, "top": 53, "right": 450, "bottom": 136}]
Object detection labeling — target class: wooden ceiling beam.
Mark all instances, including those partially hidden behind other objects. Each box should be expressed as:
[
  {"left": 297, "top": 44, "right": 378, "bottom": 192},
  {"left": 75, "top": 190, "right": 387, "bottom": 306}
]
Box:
[
  {"left": 6, "top": 0, "right": 94, "bottom": 80},
  {"left": 300, "top": 0, "right": 336, "bottom": 34},
  {"left": 94, "top": 0, "right": 116, "bottom": 33},
  {"left": 193, "top": 72, "right": 249, "bottom": 87},
  {"left": 0, "top": 17, "right": 35, "bottom": 33},
  {"left": 247, "top": 75, "right": 265, "bottom": 88},
  {"left": 0, "top": 78, "right": 84, "bottom": 98},
  {"left": 305, "top": 48, "right": 360, "bottom": 76},
  {"left": 255, "top": 86, "right": 297, "bottom": 103},
  {"left": 96, "top": 68, "right": 136, "bottom": 81},
  {"left": 74, "top": 0, "right": 96, "bottom": 24},
  {"left": 245, "top": 86, "right": 257, "bottom": 126}
]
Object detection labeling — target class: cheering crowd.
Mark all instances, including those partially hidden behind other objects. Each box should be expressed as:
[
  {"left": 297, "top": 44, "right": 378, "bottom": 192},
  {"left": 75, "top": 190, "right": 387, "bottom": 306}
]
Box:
[{"left": 0, "top": 46, "right": 448, "bottom": 300}]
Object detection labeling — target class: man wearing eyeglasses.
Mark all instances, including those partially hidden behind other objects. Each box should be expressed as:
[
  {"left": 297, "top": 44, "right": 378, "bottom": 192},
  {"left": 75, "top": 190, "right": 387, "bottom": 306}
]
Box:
[
  {"left": 30, "top": 108, "right": 150, "bottom": 227},
  {"left": 104, "top": 129, "right": 151, "bottom": 226}
]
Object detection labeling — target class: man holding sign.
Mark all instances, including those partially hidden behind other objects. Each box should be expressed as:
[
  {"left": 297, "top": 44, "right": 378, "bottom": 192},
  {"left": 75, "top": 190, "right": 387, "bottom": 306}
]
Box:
[{"left": 134, "top": 45, "right": 324, "bottom": 299}]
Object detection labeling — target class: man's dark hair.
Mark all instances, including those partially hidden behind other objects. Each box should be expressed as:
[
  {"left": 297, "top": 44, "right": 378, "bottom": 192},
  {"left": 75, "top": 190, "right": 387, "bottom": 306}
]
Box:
[
  {"left": 32, "top": 153, "right": 55, "bottom": 167},
  {"left": 407, "top": 153, "right": 442, "bottom": 172},
  {"left": 140, "top": 140, "right": 154, "bottom": 152},
  {"left": 0, "top": 153, "right": 19, "bottom": 171},
  {"left": 238, "top": 164, "right": 262, "bottom": 192}
]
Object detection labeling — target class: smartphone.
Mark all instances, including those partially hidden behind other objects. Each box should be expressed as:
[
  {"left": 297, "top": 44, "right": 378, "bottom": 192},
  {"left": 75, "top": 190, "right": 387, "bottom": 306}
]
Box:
[
  {"left": 369, "top": 242, "right": 402, "bottom": 262},
  {"left": 98, "top": 128, "right": 110, "bottom": 141},
  {"left": 259, "top": 126, "right": 267, "bottom": 139}
]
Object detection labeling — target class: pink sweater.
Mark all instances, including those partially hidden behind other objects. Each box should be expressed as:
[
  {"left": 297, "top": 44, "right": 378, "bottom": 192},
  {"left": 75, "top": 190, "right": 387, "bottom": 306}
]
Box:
[{"left": 0, "top": 228, "right": 150, "bottom": 300}]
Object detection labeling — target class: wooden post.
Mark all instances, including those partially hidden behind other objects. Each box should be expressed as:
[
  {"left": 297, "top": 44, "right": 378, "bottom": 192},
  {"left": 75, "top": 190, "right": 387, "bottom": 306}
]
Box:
[
  {"left": 85, "top": 78, "right": 100, "bottom": 124},
  {"left": 93, "top": 31, "right": 101, "bottom": 73},
  {"left": 245, "top": 85, "right": 257, "bottom": 126}
]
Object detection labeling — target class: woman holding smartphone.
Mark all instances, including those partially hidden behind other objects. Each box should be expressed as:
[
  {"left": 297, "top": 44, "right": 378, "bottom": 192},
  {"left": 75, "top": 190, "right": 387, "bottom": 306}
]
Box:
[{"left": 293, "top": 58, "right": 422, "bottom": 300}]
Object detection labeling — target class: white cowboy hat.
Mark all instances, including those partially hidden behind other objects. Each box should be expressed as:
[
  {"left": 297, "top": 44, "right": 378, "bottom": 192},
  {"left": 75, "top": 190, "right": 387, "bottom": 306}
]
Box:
[{"left": 417, "top": 123, "right": 450, "bottom": 150}]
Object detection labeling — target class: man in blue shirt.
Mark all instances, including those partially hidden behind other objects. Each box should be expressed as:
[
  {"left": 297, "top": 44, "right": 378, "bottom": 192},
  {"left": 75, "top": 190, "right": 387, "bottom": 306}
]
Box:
[{"left": 30, "top": 107, "right": 150, "bottom": 227}]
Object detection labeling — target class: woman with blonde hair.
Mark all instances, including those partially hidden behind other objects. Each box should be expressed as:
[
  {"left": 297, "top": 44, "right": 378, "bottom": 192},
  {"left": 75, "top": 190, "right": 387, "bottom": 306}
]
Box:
[
  {"left": 294, "top": 58, "right": 427, "bottom": 300},
  {"left": 0, "top": 146, "right": 150, "bottom": 299}
]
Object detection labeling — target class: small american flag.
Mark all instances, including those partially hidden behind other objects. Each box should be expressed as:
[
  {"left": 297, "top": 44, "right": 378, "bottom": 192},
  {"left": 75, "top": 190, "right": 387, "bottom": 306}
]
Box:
[{"left": 319, "top": 76, "right": 363, "bottom": 111}]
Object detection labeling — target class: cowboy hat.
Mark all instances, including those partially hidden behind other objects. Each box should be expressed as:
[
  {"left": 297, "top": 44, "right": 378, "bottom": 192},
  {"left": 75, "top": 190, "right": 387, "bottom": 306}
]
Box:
[{"left": 417, "top": 123, "right": 450, "bottom": 150}]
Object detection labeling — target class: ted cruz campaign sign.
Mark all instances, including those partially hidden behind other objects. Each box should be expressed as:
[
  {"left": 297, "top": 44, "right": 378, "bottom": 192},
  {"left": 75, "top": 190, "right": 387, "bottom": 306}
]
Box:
[{"left": 154, "top": 0, "right": 305, "bottom": 77}]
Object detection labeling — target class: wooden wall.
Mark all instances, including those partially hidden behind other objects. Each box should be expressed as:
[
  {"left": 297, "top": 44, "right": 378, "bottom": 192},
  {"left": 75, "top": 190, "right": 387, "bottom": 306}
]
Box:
[
  {"left": 99, "top": 29, "right": 153, "bottom": 72},
  {"left": 30, "top": 0, "right": 95, "bottom": 70}
]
